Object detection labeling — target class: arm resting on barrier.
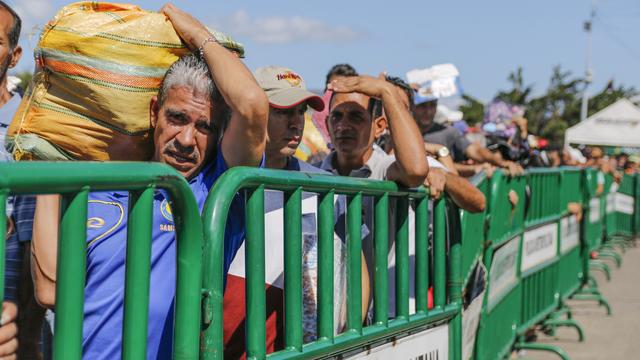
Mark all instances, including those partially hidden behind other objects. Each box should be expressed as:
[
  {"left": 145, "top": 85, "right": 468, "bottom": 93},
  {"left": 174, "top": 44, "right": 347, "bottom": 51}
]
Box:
[
  {"left": 31, "top": 195, "right": 60, "bottom": 309},
  {"left": 444, "top": 172, "right": 486, "bottom": 213}
]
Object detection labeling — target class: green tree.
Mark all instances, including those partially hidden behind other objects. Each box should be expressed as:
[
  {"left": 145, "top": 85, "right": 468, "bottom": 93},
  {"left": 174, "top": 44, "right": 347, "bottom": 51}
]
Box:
[
  {"left": 495, "top": 66, "right": 533, "bottom": 105},
  {"left": 459, "top": 94, "right": 484, "bottom": 126},
  {"left": 587, "top": 80, "right": 637, "bottom": 116},
  {"left": 15, "top": 71, "right": 33, "bottom": 92}
]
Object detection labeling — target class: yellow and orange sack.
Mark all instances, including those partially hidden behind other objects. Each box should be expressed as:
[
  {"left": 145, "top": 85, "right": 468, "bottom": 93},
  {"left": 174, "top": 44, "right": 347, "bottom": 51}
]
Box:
[{"left": 7, "top": 2, "right": 243, "bottom": 161}]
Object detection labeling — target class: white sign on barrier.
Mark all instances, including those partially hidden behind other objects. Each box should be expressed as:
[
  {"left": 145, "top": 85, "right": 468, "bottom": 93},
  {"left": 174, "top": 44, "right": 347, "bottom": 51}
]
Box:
[
  {"left": 589, "top": 198, "right": 601, "bottom": 224},
  {"left": 560, "top": 215, "right": 580, "bottom": 254},
  {"left": 487, "top": 236, "right": 519, "bottom": 310},
  {"left": 347, "top": 324, "right": 448, "bottom": 360},
  {"left": 606, "top": 193, "right": 615, "bottom": 214},
  {"left": 521, "top": 223, "right": 558, "bottom": 272},
  {"left": 462, "top": 291, "right": 484, "bottom": 360},
  {"left": 614, "top": 193, "right": 635, "bottom": 215}
]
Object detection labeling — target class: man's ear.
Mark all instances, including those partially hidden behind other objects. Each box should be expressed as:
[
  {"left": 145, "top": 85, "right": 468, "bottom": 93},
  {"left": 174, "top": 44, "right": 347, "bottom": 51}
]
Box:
[
  {"left": 149, "top": 95, "right": 159, "bottom": 129},
  {"left": 373, "top": 115, "right": 387, "bottom": 138},
  {"left": 8, "top": 46, "right": 21, "bottom": 69}
]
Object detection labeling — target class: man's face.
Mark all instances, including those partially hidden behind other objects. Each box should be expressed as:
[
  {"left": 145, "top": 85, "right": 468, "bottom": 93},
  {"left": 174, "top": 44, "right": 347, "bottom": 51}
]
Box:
[
  {"left": 0, "top": 9, "right": 21, "bottom": 82},
  {"left": 266, "top": 103, "right": 306, "bottom": 159},
  {"left": 328, "top": 92, "right": 375, "bottom": 158},
  {"left": 413, "top": 100, "right": 437, "bottom": 134},
  {"left": 150, "top": 86, "right": 217, "bottom": 179}
]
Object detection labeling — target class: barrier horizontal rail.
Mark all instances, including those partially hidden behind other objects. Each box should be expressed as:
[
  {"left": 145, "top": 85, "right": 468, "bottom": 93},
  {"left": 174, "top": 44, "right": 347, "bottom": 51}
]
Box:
[{"left": 0, "top": 162, "right": 203, "bottom": 359}]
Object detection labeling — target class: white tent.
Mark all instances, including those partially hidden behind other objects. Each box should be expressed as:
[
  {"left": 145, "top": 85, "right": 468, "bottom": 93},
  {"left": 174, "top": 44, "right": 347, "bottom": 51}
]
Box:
[{"left": 565, "top": 98, "right": 640, "bottom": 148}]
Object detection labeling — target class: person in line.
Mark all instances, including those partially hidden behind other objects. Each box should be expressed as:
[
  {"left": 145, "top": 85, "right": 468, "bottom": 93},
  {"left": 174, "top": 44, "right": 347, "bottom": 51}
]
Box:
[
  {"left": 317, "top": 74, "right": 428, "bottom": 320},
  {"left": 29, "top": 4, "right": 269, "bottom": 359},
  {"left": 413, "top": 94, "right": 523, "bottom": 176},
  {"left": 384, "top": 75, "right": 485, "bottom": 212},
  {"left": 224, "top": 66, "right": 370, "bottom": 357}
]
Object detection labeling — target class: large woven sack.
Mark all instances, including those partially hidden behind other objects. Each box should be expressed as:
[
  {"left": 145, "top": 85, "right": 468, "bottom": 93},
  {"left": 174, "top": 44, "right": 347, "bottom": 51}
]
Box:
[{"left": 7, "top": 2, "right": 244, "bottom": 161}]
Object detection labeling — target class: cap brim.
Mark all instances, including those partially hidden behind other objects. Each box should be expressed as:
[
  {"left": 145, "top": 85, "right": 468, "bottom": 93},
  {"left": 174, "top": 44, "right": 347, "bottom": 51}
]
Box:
[
  {"left": 414, "top": 92, "right": 438, "bottom": 106},
  {"left": 266, "top": 88, "right": 325, "bottom": 112}
]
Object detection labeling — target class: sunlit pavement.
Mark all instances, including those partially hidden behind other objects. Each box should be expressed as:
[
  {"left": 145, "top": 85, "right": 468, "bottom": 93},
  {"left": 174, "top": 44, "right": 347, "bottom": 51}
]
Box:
[{"left": 518, "top": 240, "right": 640, "bottom": 360}]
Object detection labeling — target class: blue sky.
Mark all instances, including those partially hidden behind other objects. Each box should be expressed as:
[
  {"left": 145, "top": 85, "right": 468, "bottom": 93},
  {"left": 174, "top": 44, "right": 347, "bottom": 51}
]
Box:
[{"left": 9, "top": 0, "right": 640, "bottom": 103}]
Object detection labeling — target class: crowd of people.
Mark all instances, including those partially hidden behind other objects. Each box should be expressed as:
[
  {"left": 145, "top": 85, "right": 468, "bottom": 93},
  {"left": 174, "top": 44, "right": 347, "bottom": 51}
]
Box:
[{"left": 0, "top": 2, "right": 637, "bottom": 359}]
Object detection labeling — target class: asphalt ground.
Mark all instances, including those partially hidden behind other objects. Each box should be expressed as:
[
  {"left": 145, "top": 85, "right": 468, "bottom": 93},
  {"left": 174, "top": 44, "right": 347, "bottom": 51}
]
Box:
[{"left": 517, "top": 240, "right": 640, "bottom": 360}]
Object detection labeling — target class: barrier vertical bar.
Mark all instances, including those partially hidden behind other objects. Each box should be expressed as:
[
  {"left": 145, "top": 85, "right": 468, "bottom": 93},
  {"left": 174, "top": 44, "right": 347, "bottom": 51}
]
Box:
[
  {"left": 448, "top": 203, "right": 462, "bottom": 360},
  {"left": 122, "top": 187, "right": 155, "bottom": 360},
  {"left": 347, "top": 193, "right": 363, "bottom": 333},
  {"left": 284, "top": 188, "right": 303, "bottom": 351},
  {"left": 246, "top": 185, "right": 266, "bottom": 359},
  {"left": 395, "top": 197, "right": 410, "bottom": 319},
  {"left": 374, "top": 194, "right": 389, "bottom": 325},
  {"left": 54, "top": 189, "right": 89, "bottom": 360},
  {"left": 415, "top": 196, "right": 429, "bottom": 314},
  {"left": 317, "top": 191, "right": 335, "bottom": 340},
  {"left": 433, "top": 198, "right": 446, "bottom": 309}
]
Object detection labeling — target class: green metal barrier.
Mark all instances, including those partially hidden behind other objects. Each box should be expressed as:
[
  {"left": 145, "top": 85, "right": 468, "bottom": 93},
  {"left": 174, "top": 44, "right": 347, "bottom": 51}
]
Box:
[
  {"left": 200, "top": 167, "right": 460, "bottom": 360},
  {"left": 557, "top": 168, "right": 584, "bottom": 302},
  {"left": 611, "top": 174, "right": 636, "bottom": 237},
  {"left": 515, "top": 169, "right": 575, "bottom": 358},
  {"left": 474, "top": 171, "right": 526, "bottom": 360},
  {"left": 457, "top": 174, "right": 488, "bottom": 360},
  {"left": 583, "top": 168, "right": 604, "bottom": 253},
  {"left": 0, "top": 162, "right": 203, "bottom": 359}
]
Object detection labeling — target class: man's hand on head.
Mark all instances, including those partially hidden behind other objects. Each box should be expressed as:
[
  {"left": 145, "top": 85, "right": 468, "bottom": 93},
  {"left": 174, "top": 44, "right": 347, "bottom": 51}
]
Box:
[
  {"left": 327, "top": 75, "right": 393, "bottom": 100},
  {"left": 161, "top": 3, "right": 210, "bottom": 50}
]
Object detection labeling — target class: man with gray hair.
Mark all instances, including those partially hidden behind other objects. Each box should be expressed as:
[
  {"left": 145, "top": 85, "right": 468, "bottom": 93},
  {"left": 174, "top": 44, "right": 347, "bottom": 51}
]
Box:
[{"left": 29, "top": 4, "right": 268, "bottom": 359}]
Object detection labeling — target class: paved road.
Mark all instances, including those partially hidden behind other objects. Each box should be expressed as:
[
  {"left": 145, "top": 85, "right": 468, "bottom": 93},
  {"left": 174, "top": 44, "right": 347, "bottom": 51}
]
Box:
[{"left": 520, "top": 241, "right": 640, "bottom": 360}]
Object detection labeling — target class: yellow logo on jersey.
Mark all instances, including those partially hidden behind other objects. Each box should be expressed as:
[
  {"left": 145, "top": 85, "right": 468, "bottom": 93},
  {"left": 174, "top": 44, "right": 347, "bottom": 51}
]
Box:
[
  {"left": 87, "top": 217, "right": 106, "bottom": 229},
  {"left": 160, "top": 199, "right": 173, "bottom": 222}
]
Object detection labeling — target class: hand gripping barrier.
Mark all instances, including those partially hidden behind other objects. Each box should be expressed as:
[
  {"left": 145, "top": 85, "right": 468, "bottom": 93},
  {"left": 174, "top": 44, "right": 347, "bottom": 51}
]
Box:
[
  {"left": 0, "top": 162, "right": 203, "bottom": 359},
  {"left": 200, "top": 167, "right": 461, "bottom": 360}
]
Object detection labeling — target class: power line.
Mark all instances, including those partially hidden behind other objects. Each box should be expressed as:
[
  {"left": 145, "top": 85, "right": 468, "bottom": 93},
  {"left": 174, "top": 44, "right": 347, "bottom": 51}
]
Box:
[{"left": 595, "top": 18, "right": 640, "bottom": 64}]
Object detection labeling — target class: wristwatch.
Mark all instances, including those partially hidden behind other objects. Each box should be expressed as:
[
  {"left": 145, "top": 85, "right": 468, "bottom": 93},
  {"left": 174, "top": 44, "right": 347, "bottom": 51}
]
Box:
[{"left": 436, "top": 146, "right": 450, "bottom": 158}]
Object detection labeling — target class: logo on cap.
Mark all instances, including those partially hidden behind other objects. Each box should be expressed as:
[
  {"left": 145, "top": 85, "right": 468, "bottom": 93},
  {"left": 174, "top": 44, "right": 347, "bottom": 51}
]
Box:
[{"left": 276, "top": 71, "right": 302, "bottom": 87}]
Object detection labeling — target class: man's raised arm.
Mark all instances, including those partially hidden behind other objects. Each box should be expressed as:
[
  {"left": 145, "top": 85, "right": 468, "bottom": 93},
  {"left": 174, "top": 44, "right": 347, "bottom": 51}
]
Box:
[{"left": 162, "top": 4, "right": 269, "bottom": 167}]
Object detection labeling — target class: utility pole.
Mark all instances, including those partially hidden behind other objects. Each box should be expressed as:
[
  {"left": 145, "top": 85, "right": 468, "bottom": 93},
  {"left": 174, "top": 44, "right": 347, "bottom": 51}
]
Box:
[{"left": 580, "top": 0, "right": 596, "bottom": 122}]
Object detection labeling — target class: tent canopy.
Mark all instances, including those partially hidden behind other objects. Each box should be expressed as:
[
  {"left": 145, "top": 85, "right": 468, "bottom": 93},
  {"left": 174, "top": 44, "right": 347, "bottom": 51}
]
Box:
[{"left": 565, "top": 98, "right": 640, "bottom": 148}]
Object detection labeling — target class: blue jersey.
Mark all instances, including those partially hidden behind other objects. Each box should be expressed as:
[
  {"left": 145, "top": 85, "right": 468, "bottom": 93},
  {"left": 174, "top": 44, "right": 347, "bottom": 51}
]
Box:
[{"left": 82, "top": 148, "right": 246, "bottom": 359}]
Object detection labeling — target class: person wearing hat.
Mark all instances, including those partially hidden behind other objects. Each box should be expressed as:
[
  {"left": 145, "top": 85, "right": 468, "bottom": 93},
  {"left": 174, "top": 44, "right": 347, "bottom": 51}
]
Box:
[
  {"left": 254, "top": 66, "right": 326, "bottom": 171},
  {"left": 222, "top": 66, "right": 370, "bottom": 358}
]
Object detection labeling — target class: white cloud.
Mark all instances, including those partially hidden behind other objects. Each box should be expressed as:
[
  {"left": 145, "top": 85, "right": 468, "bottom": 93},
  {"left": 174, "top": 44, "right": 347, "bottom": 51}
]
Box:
[
  {"left": 12, "top": 0, "right": 53, "bottom": 21},
  {"left": 216, "top": 10, "right": 362, "bottom": 44}
]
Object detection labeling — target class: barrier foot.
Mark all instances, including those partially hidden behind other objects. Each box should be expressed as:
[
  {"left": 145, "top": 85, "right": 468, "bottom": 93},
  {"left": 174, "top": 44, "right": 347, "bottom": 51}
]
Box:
[
  {"left": 597, "top": 249, "right": 622, "bottom": 268},
  {"left": 587, "top": 275, "right": 599, "bottom": 288},
  {"left": 514, "top": 339, "right": 570, "bottom": 360},
  {"left": 571, "top": 293, "right": 612, "bottom": 315},
  {"left": 542, "top": 319, "right": 585, "bottom": 342},
  {"left": 589, "top": 261, "right": 611, "bottom": 281},
  {"left": 600, "top": 241, "right": 626, "bottom": 254}
]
